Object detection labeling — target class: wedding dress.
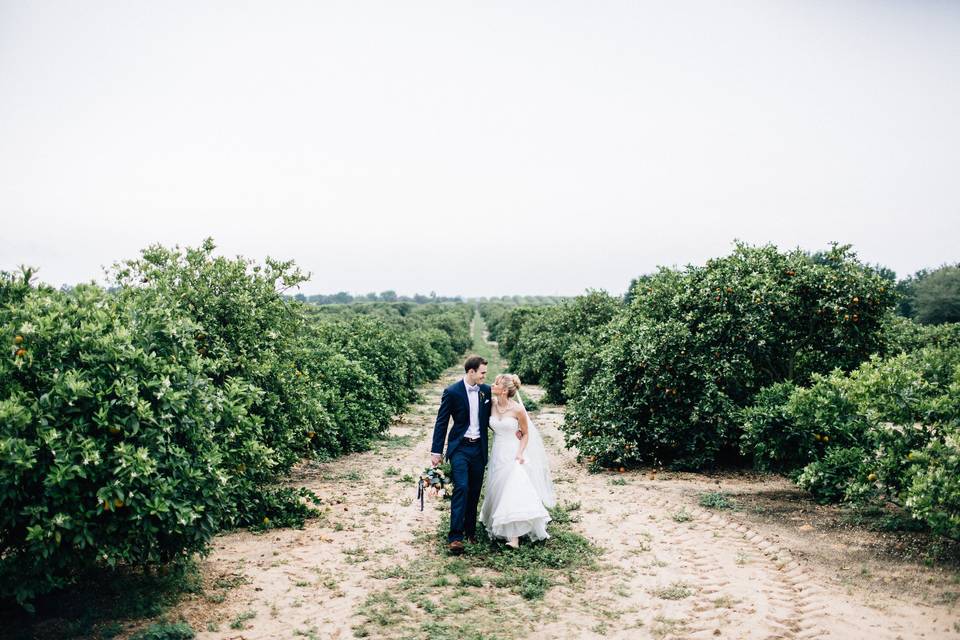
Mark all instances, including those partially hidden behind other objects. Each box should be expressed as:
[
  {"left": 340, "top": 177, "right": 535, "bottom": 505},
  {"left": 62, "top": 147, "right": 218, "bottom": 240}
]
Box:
[{"left": 479, "top": 409, "right": 556, "bottom": 542}]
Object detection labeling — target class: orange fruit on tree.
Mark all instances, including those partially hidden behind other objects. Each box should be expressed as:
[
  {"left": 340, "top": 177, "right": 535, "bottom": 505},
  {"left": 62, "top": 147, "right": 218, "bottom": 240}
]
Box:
[{"left": 13, "top": 335, "right": 23, "bottom": 344}]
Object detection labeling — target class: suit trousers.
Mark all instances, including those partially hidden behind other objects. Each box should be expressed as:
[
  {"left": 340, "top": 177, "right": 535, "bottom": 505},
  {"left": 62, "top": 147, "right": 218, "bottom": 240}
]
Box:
[{"left": 448, "top": 439, "right": 485, "bottom": 542}]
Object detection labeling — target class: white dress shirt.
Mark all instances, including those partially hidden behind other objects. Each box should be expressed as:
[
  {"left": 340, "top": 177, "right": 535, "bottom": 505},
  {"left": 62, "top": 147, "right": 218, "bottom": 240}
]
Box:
[{"left": 463, "top": 378, "right": 481, "bottom": 439}]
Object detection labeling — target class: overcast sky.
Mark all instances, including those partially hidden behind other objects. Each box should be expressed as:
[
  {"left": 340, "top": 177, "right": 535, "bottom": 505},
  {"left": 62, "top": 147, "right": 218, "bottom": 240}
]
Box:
[{"left": 1, "top": 1, "right": 958, "bottom": 298}]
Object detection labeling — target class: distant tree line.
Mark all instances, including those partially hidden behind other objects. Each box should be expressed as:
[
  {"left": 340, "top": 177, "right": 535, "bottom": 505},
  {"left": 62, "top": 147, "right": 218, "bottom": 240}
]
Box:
[
  {"left": 894, "top": 263, "right": 960, "bottom": 325},
  {"left": 289, "top": 292, "right": 568, "bottom": 306},
  {"left": 290, "top": 290, "right": 463, "bottom": 305},
  {"left": 467, "top": 295, "right": 568, "bottom": 305}
]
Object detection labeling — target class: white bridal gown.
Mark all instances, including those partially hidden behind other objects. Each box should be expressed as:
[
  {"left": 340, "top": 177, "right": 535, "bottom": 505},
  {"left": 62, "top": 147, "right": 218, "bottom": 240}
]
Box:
[{"left": 479, "top": 414, "right": 554, "bottom": 541}]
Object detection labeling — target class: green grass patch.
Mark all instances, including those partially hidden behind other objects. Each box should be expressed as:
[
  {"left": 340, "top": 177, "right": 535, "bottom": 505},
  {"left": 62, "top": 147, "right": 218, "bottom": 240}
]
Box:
[
  {"left": 698, "top": 492, "right": 734, "bottom": 509},
  {"left": 229, "top": 611, "right": 256, "bottom": 629},
  {"left": 651, "top": 582, "right": 693, "bottom": 600},
  {"left": 374, "top": 434, "right": 415, "bottom": 452},
  {"left": 671, "top": 508, "right": 692, "bottom": 522},
  {"left": 130, "top": 622, "right": 195, "bottom": 640}
]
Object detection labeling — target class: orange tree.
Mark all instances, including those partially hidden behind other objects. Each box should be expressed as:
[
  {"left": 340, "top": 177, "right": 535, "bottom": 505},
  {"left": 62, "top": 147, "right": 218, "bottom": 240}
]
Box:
[
  {"left": 562, "top": 242, "right": 896, "bottom": 469},
  {"left": 109, "top": 241, "right": 329, "bottom": 529},
  {"left": 0, "top": 282, "right": 236, "bottom": 608}
]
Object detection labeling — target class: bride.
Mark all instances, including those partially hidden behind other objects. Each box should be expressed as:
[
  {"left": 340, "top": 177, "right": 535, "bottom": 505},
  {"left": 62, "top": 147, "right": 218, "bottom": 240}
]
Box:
[{"left": 479, "top": 374, "right": 556, "bottom": 548}]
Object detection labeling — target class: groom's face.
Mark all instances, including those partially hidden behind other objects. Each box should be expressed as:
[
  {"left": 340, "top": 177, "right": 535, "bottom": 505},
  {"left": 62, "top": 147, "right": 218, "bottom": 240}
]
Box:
[{"left": 467, "top": 364, "right": 488, "bottom": 385}]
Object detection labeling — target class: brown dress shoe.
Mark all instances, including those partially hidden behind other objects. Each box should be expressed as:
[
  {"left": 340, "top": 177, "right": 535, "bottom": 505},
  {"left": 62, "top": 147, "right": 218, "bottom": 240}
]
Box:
[{"left": 448, "top": 540, "right": 465, "bottom": 555}]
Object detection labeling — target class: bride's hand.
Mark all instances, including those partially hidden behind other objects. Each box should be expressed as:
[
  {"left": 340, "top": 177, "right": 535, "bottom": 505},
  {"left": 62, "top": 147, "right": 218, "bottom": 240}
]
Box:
[{"left": 515, "top": 454, "right": 525, "bottom": 464}]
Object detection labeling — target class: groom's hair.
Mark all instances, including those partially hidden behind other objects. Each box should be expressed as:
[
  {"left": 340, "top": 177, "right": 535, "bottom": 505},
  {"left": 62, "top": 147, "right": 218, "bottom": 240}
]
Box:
[{"left": 464, "top": 355, "right": 487, "bottom": 373}]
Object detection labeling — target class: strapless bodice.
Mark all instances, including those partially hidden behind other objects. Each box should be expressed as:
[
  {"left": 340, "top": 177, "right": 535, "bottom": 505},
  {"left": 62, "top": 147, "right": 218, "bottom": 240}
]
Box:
[{"left": 489, "top": 414, "right": 519, "bottom": 436}]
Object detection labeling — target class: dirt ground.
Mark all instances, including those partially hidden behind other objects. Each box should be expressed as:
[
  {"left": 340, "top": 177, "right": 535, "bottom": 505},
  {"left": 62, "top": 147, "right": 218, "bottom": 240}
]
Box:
[{"left": 127, "top": 364, "right": 959, "bottom": 640}]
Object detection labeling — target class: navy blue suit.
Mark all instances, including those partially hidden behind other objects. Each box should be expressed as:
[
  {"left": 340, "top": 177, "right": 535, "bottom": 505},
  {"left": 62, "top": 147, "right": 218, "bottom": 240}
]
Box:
[{"left": 432, "top": 379, "right": 491, "bottom": 542}]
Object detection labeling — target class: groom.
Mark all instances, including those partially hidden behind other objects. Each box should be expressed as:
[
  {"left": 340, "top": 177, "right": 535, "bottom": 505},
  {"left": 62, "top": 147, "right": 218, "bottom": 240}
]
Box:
[{"left": 431, "top": 355, "right": 490, "bottom": 555}]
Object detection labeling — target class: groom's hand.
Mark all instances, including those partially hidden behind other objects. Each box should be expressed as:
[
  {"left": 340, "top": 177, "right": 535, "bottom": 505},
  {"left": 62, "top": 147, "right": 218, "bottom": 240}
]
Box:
[{"left": 431, "top": 453, "right": 442, "bottom": 467}]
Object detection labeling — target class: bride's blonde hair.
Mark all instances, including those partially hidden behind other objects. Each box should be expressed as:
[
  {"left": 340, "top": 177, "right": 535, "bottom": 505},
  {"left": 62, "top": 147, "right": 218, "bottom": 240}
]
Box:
[{"left": 494, "top": 373, "right": 522, "bottom": 398}]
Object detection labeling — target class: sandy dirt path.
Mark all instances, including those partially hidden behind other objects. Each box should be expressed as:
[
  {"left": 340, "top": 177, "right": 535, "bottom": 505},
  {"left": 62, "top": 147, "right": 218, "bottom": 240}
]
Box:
[
  {"left": 528, "top": 405, "right": 958, "bottom": 640},
  {"left": 157, "top": 367, "right": 958, "bottom": 639}
]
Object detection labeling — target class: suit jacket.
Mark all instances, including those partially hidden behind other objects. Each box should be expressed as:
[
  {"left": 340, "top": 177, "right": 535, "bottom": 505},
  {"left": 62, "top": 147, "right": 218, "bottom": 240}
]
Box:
[{"left": 432, "top": 378, "right": 492, "bottom": 464}]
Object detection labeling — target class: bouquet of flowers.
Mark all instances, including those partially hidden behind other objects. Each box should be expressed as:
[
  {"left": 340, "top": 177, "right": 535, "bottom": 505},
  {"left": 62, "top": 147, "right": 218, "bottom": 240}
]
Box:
[{"left": 417, "top": 464, "right": 453, "bottom": 510}]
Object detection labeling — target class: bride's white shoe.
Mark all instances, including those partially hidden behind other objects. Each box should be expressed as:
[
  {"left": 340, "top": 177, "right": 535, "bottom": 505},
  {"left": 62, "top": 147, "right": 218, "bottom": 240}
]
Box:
[{"left": 506, "top": 537, "right": 520, "bottom": 549}]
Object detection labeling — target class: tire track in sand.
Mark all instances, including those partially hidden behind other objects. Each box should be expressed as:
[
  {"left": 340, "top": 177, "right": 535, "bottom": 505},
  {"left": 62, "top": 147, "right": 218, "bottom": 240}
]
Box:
[{"left": 530, "top": 404, "right": 847, "bottom": 640}]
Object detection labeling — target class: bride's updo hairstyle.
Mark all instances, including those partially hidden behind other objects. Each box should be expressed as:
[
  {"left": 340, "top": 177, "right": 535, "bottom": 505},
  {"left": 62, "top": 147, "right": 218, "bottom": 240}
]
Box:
[{"left": 495, "top": 373, "right": 522, "bottom": 398}]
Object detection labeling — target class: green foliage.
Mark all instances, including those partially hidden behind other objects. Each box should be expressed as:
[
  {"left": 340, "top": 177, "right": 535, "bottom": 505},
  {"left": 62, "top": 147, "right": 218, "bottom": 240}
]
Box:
[
  {"left": 742, "top": 339, "right": 959, "bottom": 536},
  {"left": 110, "top": 239, "right": 323, "bottom": 482},
  {"left": 244, "top": 487, "right": 323, "bottom": 531},
  {"left": 796, "top": 447, "right": 868, "bottom": 504},
  {"left": 914, "top": 266, "right": 960, "bottom": 317},
  {"left": 565, "top": 316, "right": 739, "bottom": 469},
  {"left": 0, "top": 284, "right": 232, "bottom": 607},
  {"left": 896, "top": 263, "right": 960, "bottom": 325},
  {"left": 491, "top": 307, "right": 547, "bottom": 371},
  {"left": 562, "top": 242, "right": 895, "bottom": 469},
  {"left": 0, "top": 240, "right": 471, "bottom": 609},
  {"left": 739, "top": 382, "right": 807, "bottom": 472},
  {"left": 130, "top": 622, "right": 195, "bottom": 640},
  {"left": 698, "top": 492, "right": 734, "bottom": 509},
  {"left": 0, "top": 267, "right": 44, "bottom": 307},
  {"left": 881, "top": 315, "right": 960, "bottom": 355},
  {"left": 906, "top": 428, "right": 960, "bottom": 539},
  {"left": 510, "top": 292, "right": 621, "bottom": 403}
]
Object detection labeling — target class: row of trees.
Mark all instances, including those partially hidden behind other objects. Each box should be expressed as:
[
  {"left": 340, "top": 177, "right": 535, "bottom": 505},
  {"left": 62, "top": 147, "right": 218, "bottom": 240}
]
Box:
[
  {"left": 293, "top": 290, "right": 464, "bottom": 305},
  {"left": 481, "top": 242, "right": 959, "bottom": 539},
  {"left": 0, "top": 240, "right": 472, "bottom": 608},
  {"left": 894, "top": 264, "right": 960, "bottom": 325}
]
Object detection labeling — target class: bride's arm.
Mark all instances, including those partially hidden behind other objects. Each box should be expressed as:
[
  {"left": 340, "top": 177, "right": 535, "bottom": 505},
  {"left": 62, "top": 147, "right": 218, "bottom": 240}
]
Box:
[{"left": 515, "top": 409, "right": 530, "bottom": 463}]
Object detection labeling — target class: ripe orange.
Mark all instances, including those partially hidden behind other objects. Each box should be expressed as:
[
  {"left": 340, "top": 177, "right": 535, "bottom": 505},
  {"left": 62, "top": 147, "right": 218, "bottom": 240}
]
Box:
[
  {"left": 618, "top": 467, "right": 625, "bottom": 473},
  {"left": 15, "top": 348, "right": 26, "bottom": 357}
]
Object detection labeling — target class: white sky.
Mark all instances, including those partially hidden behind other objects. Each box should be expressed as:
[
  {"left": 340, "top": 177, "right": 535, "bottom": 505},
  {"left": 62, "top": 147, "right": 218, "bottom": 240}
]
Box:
[{"left": 1, "top": 1, "right": 958, "bottom": 297}]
